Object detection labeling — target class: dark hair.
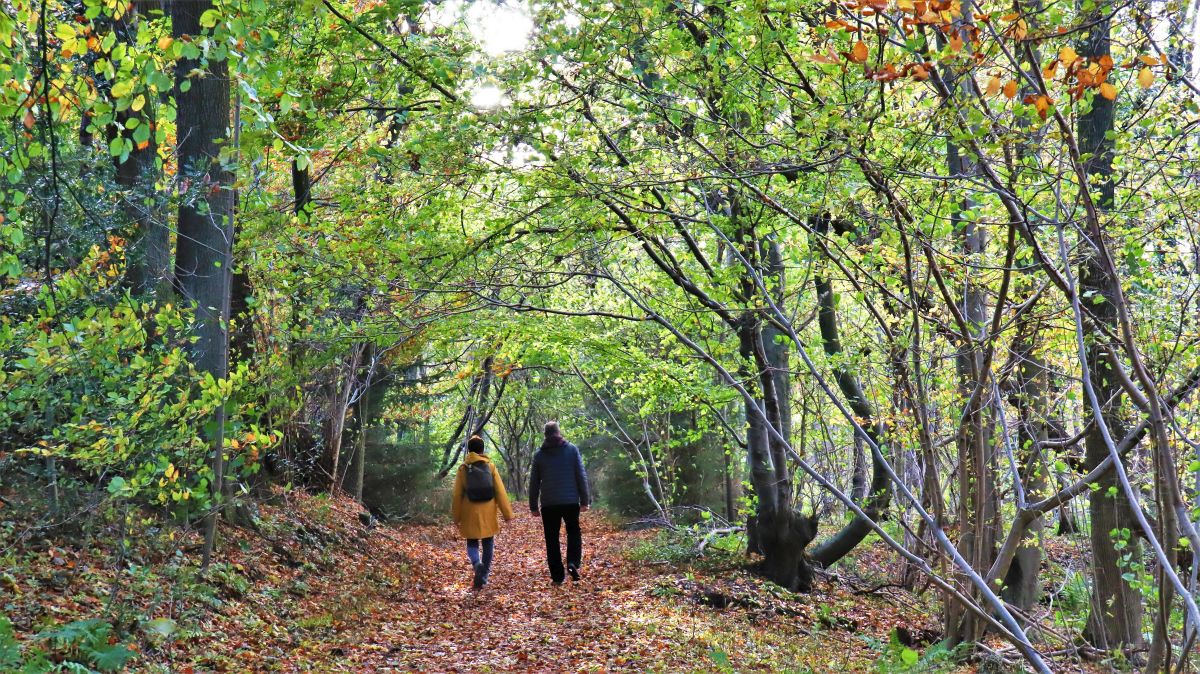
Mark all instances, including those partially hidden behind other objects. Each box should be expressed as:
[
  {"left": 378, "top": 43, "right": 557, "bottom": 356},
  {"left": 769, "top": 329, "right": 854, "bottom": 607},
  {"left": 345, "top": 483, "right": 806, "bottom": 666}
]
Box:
[
  {"left": 467, "top": 435, "right": 485, "bottom": 453},
  {"left": 544, "top": 421, "right": 561, "bottom": 439}
]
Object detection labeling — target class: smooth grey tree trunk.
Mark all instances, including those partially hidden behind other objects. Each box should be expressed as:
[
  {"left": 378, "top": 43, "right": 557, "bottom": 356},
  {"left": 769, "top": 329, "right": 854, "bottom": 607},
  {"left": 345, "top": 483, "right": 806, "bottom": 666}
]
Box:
[{"left": 171, "top": 0, "right": 234, "bottom": 570}]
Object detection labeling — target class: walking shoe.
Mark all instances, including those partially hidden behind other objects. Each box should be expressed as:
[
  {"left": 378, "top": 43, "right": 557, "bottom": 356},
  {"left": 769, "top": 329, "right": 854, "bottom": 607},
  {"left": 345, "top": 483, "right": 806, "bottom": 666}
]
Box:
[
  {"left": 472, "top": 563, "right": 485, "bottom": 590},
  {"left": 551, "top": 578, "right": 564, "bottom": 586},
  {"left": 567, "top": 564, "right": 580, "bottom": 581}
]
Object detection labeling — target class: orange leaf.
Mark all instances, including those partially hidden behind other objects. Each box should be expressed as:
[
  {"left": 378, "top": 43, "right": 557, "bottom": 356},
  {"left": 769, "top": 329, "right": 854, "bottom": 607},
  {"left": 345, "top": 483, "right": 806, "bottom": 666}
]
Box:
[
  {"left": 1003, "top": 80, "right": 1019, "bottom": 98},
  {"left": 812, "top": 49, "right": 840, "bottom": 64},
  {"left": 22, "top": 110, "right": 34, "bottom": 130},
  {"left": 1033, "top": 94, "right": 1051, "bottom": 117},
  {"left": 1059, "top": 46, "right": 1078, "bottom": 64},
  {"left": 1099, "top": 82, "right": 1117, "bottom": 100},
  {"left": 1138, "top": 54, "right": 1159, "bottom": 66},
  {"left": 849, "top": 41, "right": 869, "bottom": 63},
  {"left": 985, "top": 76, "right": 1001, "bottom": 96}
]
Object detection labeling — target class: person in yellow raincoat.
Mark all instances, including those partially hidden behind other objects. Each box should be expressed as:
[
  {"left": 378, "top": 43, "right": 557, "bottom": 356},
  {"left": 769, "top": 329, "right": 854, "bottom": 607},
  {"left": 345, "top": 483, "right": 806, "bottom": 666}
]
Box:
[{"left": 452, "top": 435, "right": 514, "bottom": 589}]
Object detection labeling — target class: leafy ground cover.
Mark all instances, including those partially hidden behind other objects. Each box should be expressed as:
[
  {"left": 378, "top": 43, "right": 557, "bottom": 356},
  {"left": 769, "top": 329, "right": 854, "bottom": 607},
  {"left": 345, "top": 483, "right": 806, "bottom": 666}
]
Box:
[{"left": 1, "top": 484, "right": 1103, "bottom": 672}]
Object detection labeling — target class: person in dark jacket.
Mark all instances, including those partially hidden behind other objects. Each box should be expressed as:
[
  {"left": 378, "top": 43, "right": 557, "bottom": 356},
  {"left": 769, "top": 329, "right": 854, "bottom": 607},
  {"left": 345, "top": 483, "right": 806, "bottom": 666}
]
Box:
[{"left": 529, "top": 421, "right": 590, "bottom": 585}]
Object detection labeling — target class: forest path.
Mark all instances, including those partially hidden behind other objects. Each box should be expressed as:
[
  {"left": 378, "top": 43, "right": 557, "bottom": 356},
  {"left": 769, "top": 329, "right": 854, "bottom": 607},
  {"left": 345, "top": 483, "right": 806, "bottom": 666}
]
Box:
[
  {"left": 327, "top": 506, "right": 693, "bottom": 672},
  {"left": 176, "top": 492, "right": 932, "bottom": 672}
]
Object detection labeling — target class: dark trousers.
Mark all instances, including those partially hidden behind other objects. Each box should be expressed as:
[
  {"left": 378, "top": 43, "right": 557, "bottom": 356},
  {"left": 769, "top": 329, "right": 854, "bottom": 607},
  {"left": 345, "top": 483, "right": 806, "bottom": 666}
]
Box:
[{"left": 540, "top": 504, "right": 582, "bottom": 582}]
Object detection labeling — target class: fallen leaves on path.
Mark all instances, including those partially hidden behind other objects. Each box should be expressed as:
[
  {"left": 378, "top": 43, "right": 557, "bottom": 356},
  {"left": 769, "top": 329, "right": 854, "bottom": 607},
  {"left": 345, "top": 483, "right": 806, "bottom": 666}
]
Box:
[{"left": 8, "top": 488, "right": 983, "bottom": 672}]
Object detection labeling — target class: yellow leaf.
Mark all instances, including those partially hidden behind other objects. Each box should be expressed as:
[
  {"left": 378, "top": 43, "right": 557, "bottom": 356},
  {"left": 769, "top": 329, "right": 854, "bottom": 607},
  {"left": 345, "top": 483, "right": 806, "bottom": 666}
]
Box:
[
  {"left": 158, "top": 36, "right": 173, "bottom": 51},
  {"left": 1003, "top": 80, "right": 1019, "bottom": 98},
  {"left": 111, "top": 79, "right": 133, "bottom": 99},
  {"left": 1013, "top": 19, "right": 1028, "bottom": 40},
  {"left": 1059, "top": 46, "right": 1078, "bottom": 65},
  {"left": 1099, "top": 82, "right": 1117, "bottom": 100},
  {"left": 1138, "top": 54, "right": 1159, "bottom": 66},
  {"left": 1138, "top": 67, "right": 1155, "bottom": 88},
  {"left": 130, "top": 95, "right": 145, "bottom": 112}
]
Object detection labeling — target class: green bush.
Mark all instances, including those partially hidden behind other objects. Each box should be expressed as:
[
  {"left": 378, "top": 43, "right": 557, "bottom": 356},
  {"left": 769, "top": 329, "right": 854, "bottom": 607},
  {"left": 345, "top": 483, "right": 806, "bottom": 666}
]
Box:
[
  {"left": 626, "top": 528, "right": 701, "bottom": 566},
  {"left": 0, "top": 614, "right": 134, "bottom": 673},
  {"left": 871, "top": 630, "right": 966, "bottom": 673},
  {"left": 0, "top": 241, "right": 268, "bottom": 518},
  {"left": 361, "top": 440, "right": 445, "bottom": 519}
]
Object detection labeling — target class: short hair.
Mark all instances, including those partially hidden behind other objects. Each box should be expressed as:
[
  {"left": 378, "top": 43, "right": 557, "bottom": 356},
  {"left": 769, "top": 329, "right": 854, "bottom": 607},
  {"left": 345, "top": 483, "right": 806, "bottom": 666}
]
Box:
[
  {"left": 467, "top": 435, "right": 485, "bottom": 453},
  {"left": 544, "top": 421, "right": 561, "bottom": 439}
]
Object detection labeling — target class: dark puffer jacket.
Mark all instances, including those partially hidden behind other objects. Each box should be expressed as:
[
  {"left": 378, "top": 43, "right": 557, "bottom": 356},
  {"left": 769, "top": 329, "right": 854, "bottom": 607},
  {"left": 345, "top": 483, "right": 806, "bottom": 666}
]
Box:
[{"left": 528, "top": 436, "right": 590, "bottom": 511}]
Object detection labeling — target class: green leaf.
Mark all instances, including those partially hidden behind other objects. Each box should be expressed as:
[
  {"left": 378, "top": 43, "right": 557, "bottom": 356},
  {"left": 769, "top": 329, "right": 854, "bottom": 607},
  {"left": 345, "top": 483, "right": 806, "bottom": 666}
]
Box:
[
  {"left": 107, "top": 476, "right": 129, "bottom": 496},
  {"left": 900, "top": 647, "right": 919, "bottom": 666},
  {"left": 140, "top": 617, "right": 177, "bottom": 638},
  {"left": 0, "top": 616, "right": 21, "bottom": 669},
  {"left": 199, "top": 9, "right": 222, "bottom": 28},
  {"left": 90, "top": 643, "right": 135, "bottom": 672},
  {"left": 111, "top": 79, "right": 134, "bottom": 99}
]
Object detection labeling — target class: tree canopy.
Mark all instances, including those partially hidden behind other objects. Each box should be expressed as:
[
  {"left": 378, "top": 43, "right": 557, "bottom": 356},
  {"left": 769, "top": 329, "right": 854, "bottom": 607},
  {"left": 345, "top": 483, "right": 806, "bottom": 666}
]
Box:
[{"left": 5, "top": 0, "right": 1200, "bottom": 669}]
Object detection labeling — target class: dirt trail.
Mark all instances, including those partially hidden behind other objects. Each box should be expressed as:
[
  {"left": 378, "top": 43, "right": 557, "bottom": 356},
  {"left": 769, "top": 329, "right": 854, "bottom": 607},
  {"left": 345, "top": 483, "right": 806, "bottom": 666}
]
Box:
[
  {"left": 324, "top": 507, "right": 689, "bottom": 672},
  {"left": 164, "top": 493, "right": 935, "bottom": 672}
]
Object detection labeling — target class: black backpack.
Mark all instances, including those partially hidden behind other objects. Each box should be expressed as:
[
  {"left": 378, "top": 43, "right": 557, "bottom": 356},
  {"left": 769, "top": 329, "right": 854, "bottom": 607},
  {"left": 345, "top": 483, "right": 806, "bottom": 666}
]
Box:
[{"left": 464, "top": 462, "right": 496, "bottom": 502}]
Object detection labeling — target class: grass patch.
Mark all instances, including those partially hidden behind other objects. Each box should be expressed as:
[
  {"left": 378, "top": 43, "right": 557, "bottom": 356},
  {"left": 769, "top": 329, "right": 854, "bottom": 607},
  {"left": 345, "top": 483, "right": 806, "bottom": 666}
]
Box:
[{"left": 295, "top": 613, "right": 334, "bottom": 630}]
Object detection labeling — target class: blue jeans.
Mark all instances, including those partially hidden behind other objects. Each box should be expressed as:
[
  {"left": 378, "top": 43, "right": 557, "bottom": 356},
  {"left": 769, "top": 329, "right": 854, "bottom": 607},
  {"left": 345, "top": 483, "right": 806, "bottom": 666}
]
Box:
[{"left": 466, "top": 537, "right": 494, "bottom": 580}]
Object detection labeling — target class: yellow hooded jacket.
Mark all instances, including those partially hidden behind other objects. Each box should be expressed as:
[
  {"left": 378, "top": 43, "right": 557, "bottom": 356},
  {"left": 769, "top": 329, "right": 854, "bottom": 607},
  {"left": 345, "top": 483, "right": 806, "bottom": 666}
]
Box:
[{"left": 451, "top": 453, "right": 514, "bottom": 539}]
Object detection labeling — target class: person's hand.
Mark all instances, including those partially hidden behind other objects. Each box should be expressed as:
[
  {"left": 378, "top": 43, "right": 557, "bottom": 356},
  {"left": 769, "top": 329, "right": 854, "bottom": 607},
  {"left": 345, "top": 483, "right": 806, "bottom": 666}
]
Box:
[{"left": 580, "top": 505, "right": 590, "bottom": 513}]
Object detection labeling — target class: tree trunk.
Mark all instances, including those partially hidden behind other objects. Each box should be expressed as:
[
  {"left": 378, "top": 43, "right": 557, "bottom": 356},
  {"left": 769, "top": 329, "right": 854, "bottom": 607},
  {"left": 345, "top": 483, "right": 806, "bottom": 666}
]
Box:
[
  {"left": 325, "top": 345, "right": 364, "bottom": 492},
  {"left": 348, "top": 379, "right": 368, "bottom": 503},
  {"left": 1002, "top": 320, "right": 1048, "bottom": 613},
  {"left": 99, "top": 3, "right": 169, "bottom": 297},
  {"left": 171, "top": 0, "right": 233, "bottom": 570},
  {"left": 1078, "top": 8, "right": 1144, "bottom": 652},
  {"left": 807, "top": 271, "right": 892, "bottom": 567},
  {"left": 943, "top": 94, "right": 1001, "bottom": 643},
  {"left": 737, "top": 316, "right": 817, "bottom": 590}
]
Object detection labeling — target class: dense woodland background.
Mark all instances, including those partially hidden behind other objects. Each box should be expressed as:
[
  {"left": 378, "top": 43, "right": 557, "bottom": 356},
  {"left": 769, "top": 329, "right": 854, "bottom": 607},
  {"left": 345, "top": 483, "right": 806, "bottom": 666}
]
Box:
[{"left": 3, "top": 0, "right": 1200, "bottom": 671}]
